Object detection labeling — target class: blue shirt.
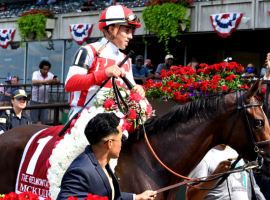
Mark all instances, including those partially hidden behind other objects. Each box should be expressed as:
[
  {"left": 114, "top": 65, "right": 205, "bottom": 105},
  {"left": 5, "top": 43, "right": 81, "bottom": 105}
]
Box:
[
  {"left": 132, "top": 64, "right": 150, "bottom": 78},
  {"left": 156, "top": 63, "right": 171, "bottom": 74},
  {"left": 0, "top": 86, "right": 21, "bottom": 102}
]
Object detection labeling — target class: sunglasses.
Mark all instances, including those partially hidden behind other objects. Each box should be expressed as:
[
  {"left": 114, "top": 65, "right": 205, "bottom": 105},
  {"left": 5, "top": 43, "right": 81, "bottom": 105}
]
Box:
[{"left": 104, "top": 135, "right": 127, "bottom": 147}]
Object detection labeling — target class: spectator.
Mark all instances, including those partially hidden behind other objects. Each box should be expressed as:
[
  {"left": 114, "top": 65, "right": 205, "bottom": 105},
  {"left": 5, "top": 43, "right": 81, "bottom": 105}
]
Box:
[
  {"left": 80, "top": 0, "right": 96, "bottom": 12},
  {"left": 145, "top": 59, "right": 157, "bottom": 74},
  {"left": 260, "top": 64, "right": 268, "bottom": 77},
  {"left": 186, "top": 145, "right": 265, "bottom": 200},
  {"left": 187, "top": 57, "right": 199, "bottom": 71},
  {"left": 241, "top": 63, "right": 258, "bottom": 78},
  {"left": 0, "top": 2, "right": 7, "bottom": 12},
  {"left": 224, "top": 57, "right": 233, "bottom": 66},
  {"left": 155, "top": 55, "right": 174, "bottom": 79},
  {"left": 31, "top": 60, "right": 60, "bottom": 124},
  {"left": 0, "top": 76, "right": 20, "bottom": 106},
  {"left": 36, "top": 0, "right": 46, "bottom": 5},
  {"left": 0, "top": 89, "right": 31, "bottom": 134},
  {"left": 47, "top": 0, "right": 57, "bottom": 5},
  {"left": 260, "top": 55, "right": 270, "bottom": 77},
  {"left": 132, "top": 55, "right": 154, "bottom": 85},
  {"left": 108, "top": 0, "right": 119, "bottom": 5},
  {"left": 5, "top": 76, "right": 12, "bottom": 85}
]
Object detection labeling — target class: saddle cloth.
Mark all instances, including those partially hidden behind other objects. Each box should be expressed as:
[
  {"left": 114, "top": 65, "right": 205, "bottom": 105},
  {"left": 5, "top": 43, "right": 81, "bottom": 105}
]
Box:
[{"left": 15, "top": 126, "right": 64, "bottom": 200}]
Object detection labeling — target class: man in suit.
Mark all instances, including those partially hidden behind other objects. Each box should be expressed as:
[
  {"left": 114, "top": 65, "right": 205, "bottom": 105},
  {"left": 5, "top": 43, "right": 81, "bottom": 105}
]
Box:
[{"left": 57, "top": 113, "right": 157, "bottom": 200}]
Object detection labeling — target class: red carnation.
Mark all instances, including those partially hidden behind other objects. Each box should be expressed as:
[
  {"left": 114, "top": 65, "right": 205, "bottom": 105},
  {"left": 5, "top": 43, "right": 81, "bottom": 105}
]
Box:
[
  {"left": 199, "top": 63, "right": 208, "bottom": 68},
  {"left": 162, "top": 87, "right": 168, "bottom": 92},
  {"left": 156, "top": 82, "right": 163, "bottom": 88},
  {"left": 225, "top": 75, "right": 236, "bottom": 82},
  {"left": 167, "top": 81, "right": 174, "bottom": 87},
  {"left": 240, "top": 84, "right": 249, "bottom": 89},
  {"left": 85, "top": 193, "right": 109, "bottom": 200},
  {"left": 68, "top": 197, "right": 78, "bottom": 200},
  {"left": 26, "top": 192, "right": 39, "bottom": 200},
  {"left": 261, "top": 87, "right": 266, "bottom": 95},
  {"left": 146, "top": 105, "right": 152, "bottom": 116},
  {"left": 70, "top": 119, "right": 77, "bottom": 129},
  {"left": 103, "top": 99, "right": 115, "bottom": 110},
  {"left": 210, "top": 83, "right": 218, "bottom": 90},
  {"left": 197, "top": 69, "right": 204, "bottom": 74},
  {"left": 130, "top": 92, "right": 142, "bottom": 103},
  {"left": 128, "top": 109, "right": 137, "bottom": 120},
  {"left": 220, "top": 85, "right": 228, "bottom": 91},
  {"left": 7, "top": 192, "right": 18, "bottom": 200}
]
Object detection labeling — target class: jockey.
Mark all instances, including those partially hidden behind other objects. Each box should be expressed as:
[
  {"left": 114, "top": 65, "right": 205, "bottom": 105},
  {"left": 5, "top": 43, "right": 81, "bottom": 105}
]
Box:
[{"left": 65, "top": 5, "right": 145, "bottom": 121}]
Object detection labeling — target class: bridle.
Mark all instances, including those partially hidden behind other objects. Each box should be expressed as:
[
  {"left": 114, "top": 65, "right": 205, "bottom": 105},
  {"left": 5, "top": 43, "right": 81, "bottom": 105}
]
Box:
[{"left": 224, "top": 89, "right": 270, "bottom": 169}]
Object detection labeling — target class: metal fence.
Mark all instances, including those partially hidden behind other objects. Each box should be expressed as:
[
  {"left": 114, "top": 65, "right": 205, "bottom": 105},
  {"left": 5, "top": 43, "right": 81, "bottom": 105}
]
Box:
[{"left": 0, "top": 83, "right": 70, "bottom": 125}]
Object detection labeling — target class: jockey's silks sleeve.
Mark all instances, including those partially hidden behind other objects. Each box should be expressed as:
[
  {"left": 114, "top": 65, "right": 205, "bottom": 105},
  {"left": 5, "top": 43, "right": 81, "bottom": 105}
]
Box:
[{"left": 65, "top": 69, "right": 107, "bottom": 92}]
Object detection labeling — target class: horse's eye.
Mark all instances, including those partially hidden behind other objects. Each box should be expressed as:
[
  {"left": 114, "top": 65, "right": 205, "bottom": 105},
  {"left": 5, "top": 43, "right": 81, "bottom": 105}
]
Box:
[{"left": 254, "top": 120, "right": 264, "bottom": 128}]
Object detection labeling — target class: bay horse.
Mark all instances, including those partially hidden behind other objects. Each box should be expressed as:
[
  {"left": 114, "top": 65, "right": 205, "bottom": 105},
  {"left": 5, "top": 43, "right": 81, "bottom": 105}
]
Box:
[{"left": 0, "top": 81, "right": 270, "bottom": 200}]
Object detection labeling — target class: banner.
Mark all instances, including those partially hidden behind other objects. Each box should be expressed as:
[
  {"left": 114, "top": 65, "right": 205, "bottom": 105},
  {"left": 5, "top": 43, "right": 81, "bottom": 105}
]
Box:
[
  {"left": 0, "top": 29, "right": 16, "bottom": 49},
  {"left": 69, "top": 24, "right": 94, "bottom": 45},
  {"left": 210, "top": 13, "right": 243, "bottom": 38}
]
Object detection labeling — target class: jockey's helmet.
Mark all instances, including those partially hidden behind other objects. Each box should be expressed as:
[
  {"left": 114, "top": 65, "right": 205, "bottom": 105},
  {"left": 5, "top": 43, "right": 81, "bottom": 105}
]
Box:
[{"left": 99, "top": 5, "right": 141, "bottom": 31}]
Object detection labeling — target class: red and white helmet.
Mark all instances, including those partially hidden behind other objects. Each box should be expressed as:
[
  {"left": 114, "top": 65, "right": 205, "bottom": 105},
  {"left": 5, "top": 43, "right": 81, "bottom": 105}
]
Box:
[{"left": 99, "top": 5, "right": 141, "bottom": 30}]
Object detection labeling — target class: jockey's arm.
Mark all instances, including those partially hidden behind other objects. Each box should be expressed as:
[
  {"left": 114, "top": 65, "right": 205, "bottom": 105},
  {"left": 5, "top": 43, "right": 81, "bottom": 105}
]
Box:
[
  {"left": 65, "top": 65, "right": 123, "bottom": 92},
  {"left": 65, "top": 46, "right": 145, "bottom": 98}
]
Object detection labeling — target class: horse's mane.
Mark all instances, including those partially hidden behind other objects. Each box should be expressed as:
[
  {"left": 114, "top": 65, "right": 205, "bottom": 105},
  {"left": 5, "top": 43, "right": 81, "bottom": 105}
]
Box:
[{"left": 125, "top": 92, "right": 227, "bottom": 146}]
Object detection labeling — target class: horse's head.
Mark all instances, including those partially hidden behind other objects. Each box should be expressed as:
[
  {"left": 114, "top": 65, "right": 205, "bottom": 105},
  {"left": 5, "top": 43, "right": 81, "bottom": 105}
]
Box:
[{"left": 227, "top": 79, "right": 270, "bottom": 177}]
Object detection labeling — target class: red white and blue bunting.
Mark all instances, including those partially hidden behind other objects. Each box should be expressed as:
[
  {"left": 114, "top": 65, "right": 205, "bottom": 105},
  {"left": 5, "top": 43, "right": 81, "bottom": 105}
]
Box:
[
  {"left": 0, "top": 29, "right": 16, "bottom": 49},
  {"left": 210, "top": 13, "right": 243, "bottom": 38},
  {"left": 69, "top": 24, "right": 94, "bottom": 45}
]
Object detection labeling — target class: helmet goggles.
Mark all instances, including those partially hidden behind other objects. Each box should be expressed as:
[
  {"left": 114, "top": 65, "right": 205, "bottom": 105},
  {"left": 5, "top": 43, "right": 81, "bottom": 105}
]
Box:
[{"left": 99, "top": 13, "right": 140, "bottom": 25}]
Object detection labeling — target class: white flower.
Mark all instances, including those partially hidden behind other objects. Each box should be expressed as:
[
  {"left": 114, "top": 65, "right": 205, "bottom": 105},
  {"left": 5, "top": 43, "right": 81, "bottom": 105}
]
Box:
[
  {"left": 120, "top": 91, "right": 127, "bottom": 98},
  {"left": 139, "top": 100, "right": 147, "bottom": 111}
]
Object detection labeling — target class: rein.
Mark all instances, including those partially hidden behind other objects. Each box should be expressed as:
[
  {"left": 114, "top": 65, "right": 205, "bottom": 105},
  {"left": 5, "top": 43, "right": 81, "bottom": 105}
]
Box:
[{"left": 113, "top": 79, "right": 270, "bottom": 192}]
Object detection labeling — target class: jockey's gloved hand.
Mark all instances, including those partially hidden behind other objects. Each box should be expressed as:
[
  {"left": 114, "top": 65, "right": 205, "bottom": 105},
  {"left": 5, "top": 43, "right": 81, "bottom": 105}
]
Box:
[{"left": 105, "top": 65, "right": 123, "bottom": 79}]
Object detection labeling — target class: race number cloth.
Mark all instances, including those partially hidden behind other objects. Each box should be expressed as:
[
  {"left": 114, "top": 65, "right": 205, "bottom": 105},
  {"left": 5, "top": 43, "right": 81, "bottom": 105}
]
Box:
[
  {"left": 210, "top": 13, "right": 243, "bottom": 38},
  {"left": 69, "top": 24, "right": 94, "bottom": 45},
  {"left": 15, "top": 126, "right": 64, "bottom": 199},
  {"left": 0, "top": 29, "right": 16, "bottom": 49}
]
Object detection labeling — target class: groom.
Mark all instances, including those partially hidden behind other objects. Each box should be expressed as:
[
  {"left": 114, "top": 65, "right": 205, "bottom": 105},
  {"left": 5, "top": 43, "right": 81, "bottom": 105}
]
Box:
[{"left": 57, "top": 113, "right": 157, "bottom": 200}]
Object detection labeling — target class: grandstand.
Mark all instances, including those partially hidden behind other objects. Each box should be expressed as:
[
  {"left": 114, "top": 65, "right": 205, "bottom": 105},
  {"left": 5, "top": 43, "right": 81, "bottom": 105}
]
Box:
[{"left": 0, "top": 0, "right": 147, "bottom": 18}]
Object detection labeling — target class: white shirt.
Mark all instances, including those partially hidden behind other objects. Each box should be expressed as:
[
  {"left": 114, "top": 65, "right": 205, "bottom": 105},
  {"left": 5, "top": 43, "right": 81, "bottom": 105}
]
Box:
[{"left": 32, "top": 70, "right": 54, "bottom": 103}]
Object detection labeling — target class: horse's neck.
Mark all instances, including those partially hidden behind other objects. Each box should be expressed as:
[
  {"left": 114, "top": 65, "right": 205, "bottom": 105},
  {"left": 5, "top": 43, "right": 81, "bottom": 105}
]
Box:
[{"left": 116, "top": 113, "right": 231, "bottom": 193}]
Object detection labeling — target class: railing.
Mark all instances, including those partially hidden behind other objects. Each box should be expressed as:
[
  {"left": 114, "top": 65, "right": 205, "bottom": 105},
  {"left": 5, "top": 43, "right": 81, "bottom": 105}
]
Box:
[{"left": 0, "top": 83, "right": 71, "bottom": 125}]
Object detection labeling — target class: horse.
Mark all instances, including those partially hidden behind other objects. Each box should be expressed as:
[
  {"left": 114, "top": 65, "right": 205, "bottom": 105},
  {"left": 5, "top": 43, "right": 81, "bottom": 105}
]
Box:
[{"left": 0, "top": 80, "right": 270, "bottom": 200}]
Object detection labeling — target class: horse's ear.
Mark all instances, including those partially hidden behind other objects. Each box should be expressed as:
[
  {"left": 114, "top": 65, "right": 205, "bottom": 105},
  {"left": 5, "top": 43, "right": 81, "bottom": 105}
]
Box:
[{"left": 247, "top": 78, "right": 262, "bottom": 99}]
